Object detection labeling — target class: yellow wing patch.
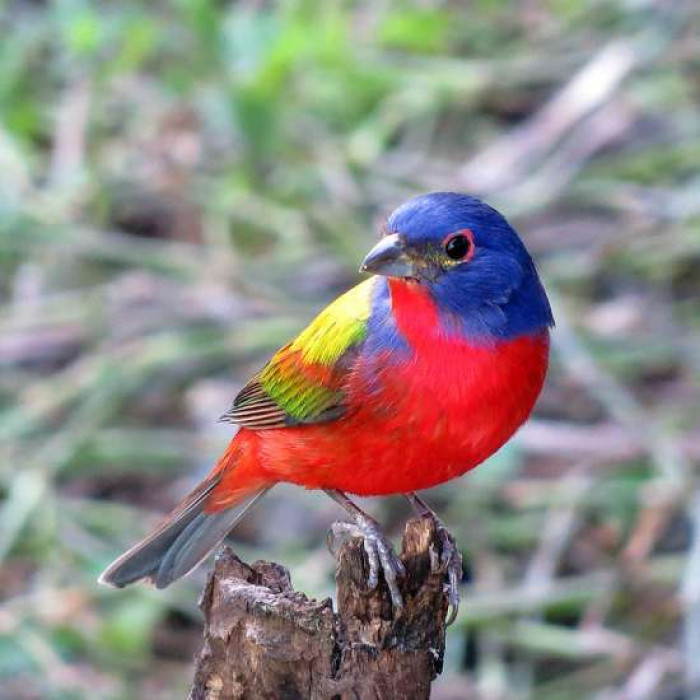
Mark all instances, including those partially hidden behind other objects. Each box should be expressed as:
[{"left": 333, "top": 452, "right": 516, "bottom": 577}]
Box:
[
  {"left": 288, "top": 277, "right": 374, "bottom": 366},
  {"left": 222, "top": 278, "right": 375, "bottom": 428}
]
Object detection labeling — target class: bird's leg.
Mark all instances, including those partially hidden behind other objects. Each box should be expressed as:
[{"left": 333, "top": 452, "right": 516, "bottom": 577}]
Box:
[
  {"left": 324, "top": 489, "right": 405, "bottom": 610},
  {"left": 406, "top": 492, "right": 463, "bottom": 625}
]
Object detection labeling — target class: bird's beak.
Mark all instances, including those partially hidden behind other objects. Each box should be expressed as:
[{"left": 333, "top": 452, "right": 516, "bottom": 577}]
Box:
[{"left": 360, "top": 233, "right": 414, "bottom": 278}]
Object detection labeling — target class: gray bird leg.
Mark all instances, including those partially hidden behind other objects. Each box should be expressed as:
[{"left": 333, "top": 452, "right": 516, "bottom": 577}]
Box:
[{"left": 325, "top": 489, "right": 405, "bottom": 610}]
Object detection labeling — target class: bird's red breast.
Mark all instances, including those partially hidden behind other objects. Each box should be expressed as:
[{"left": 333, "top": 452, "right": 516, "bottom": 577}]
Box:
[{"left": 208, "top": 278, "right": 549, "bottom": 506}]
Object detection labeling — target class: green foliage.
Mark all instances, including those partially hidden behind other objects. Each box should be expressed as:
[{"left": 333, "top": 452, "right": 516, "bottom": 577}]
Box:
[{"left": 380, "top": 8, "right": 451, "bottom": 54}]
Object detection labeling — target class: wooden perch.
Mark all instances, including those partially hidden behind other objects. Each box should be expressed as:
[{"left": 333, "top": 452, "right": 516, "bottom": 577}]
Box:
[{"left": 190, "top": 517, "right": 450, "bottom": 699}]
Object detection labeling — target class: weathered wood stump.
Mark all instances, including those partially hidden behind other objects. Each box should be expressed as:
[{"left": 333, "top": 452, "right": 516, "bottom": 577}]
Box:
[{"left": 190, "top": 517, "right": 450, "bottom": 699}]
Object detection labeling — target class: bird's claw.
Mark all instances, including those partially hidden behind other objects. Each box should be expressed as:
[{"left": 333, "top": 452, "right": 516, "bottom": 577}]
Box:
[
  {"left": 431, "top": 521, "right": 463, "bottom": 626},
  {"left": 328, "top": 518, "right": 405, "bottom": 610}
]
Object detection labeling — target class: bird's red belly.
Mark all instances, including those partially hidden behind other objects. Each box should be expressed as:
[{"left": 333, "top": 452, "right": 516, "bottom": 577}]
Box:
[{"left": 255, "top": 332, "right": 549, "bottom": 496}]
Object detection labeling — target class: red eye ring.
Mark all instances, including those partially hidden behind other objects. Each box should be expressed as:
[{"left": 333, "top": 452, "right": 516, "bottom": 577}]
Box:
[{"left": 442, "top": 229, "right": 475, "bottom": 262}]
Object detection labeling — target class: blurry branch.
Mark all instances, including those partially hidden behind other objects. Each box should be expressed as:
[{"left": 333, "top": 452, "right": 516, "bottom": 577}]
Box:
[
  {"left": 572, "top": 174, "right": 700, "bottom": 223},
  {"left": 49, "top": 78, "right": 91, "bottom": 190},
  {"left": 72, "top": 428, "right": 199, "bottom": 473},
  {"left": 517, "top": 464, "right": 593, "bottom": 695},
  {"left": 458, "top": 4, "right": 684, "bottom": 205},
  {"left": 519, "top": 420, "right": 700, "bottom": 465},
  {"left": 502, "top": 101, "right": 634, "bottom": 211},
  {"left": 524, "top": 464, "right": 592, "bottom": 591},
  {"left": 0, "top": 224, "right": 220, "bottom": 279},
  {"left": 454, "top": 552, "right": 687, "bottom": 628},
  {"left": 380, "top": 48, "right": 591, "bottom": 93},
  {"left": 459, "top": 40, "right": 641, "bottom": 193},
  {"left": 349, "top": 48, "right": 586, "bottom": 180},
  {"left": 493, "top": 620, "right": 637, "bottom": 662},
  {"left": 616, "top": 649, "right": 683, "bottom": 700},
  {"left": 550, "top": 293, "right": 690, "bottom": 488}
]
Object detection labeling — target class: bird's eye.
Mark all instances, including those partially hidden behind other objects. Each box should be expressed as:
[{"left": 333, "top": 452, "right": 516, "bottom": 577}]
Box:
[{"left": 444, "top": 231, "right": 473, "bottom": 261}]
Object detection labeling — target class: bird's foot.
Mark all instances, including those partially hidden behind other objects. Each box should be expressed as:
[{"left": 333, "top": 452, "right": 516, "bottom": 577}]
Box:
[
  {"left": 430, "top": 519, "right": 463, "bottom": 626},
  {"left": 406, "top": 493, "right": 463, "bottom": 625},
  {"left": 327, "top": 516, "right": 405, "bottom": 610}
]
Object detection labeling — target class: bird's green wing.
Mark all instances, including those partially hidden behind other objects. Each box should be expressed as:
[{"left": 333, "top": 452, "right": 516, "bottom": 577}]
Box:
[{"left": 221, "top": 278, "right": 375, "bottom": 429}]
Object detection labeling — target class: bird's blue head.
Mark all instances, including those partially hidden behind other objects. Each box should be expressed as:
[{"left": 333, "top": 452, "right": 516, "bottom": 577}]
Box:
[{"left": 362, "top": 192, "right": 554, "bottom": 341}]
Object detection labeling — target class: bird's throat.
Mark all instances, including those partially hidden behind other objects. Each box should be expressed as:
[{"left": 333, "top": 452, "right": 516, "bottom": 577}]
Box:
[{"left": 387, "top": 279, "right": 442, "bottom": 348}]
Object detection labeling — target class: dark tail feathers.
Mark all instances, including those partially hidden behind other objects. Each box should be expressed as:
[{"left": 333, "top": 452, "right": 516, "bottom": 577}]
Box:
[{"left": 99, "top": 480, "right": 269, "bottom": 589}]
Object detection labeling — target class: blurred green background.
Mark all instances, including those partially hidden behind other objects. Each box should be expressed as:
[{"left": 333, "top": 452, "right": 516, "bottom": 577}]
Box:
[{"left": 1, "top": 1, "right": 700, "bottom": 698}]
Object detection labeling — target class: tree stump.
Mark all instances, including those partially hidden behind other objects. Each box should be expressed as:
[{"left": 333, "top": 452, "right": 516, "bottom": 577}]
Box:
[{"left": 190, "top": 516, "right": 450, "bottom": 699}]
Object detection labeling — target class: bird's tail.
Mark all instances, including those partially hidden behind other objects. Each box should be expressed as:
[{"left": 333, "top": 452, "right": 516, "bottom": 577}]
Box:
[{"left": 99, "top": 439, "right": 270, "bottom": 589}]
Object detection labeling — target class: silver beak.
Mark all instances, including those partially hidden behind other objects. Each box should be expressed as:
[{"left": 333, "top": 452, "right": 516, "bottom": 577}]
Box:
[{"left": 360, "top": 233, "right": 414, "bottom": 278}]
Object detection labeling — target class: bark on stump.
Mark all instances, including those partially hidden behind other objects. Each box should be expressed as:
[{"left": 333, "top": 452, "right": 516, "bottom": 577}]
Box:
[{"left": 190, "top": 517, "right": 450, "bottom": 699}]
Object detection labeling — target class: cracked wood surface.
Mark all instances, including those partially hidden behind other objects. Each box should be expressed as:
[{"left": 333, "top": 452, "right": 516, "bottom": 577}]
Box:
[{"left": 189, "top": 517, "right": 449, "bottom": 700}]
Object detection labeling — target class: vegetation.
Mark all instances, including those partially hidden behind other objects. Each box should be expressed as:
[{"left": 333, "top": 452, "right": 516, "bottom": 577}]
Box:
[{"left": 1, "top": 1, "right": 699, "bottom": 697}]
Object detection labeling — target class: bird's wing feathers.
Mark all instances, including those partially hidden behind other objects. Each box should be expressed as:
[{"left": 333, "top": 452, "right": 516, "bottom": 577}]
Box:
[{"left": 221, "top": 279, "right": 375, "bottom": 430}]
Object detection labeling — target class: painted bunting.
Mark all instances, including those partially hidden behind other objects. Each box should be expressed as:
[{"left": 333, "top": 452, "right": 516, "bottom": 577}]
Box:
[{"left": 100, "top": 192, "right": 554, "bottom": 619}]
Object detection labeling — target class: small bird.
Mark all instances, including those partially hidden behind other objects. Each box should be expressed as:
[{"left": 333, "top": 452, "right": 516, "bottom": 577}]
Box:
[{"left": 100, "top": 192, "right": 553, "bottom": 620}]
